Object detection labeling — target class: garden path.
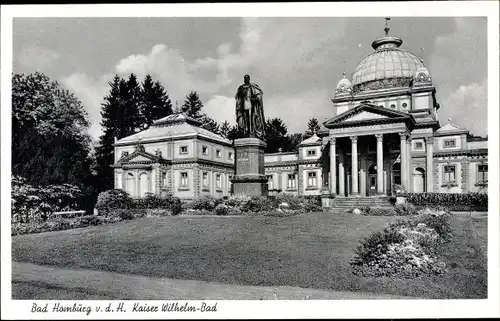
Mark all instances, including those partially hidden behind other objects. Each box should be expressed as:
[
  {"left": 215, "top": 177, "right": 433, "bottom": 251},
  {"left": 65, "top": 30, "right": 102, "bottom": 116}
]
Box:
[{"left": 12, "top": 262, "right": 413, "bottom": 300}]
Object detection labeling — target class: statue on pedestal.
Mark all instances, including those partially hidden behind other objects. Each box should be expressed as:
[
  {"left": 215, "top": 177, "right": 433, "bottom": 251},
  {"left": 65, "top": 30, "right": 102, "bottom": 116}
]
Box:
[{"left": 235, "top": 74, "right": 266, "bottom": 140}]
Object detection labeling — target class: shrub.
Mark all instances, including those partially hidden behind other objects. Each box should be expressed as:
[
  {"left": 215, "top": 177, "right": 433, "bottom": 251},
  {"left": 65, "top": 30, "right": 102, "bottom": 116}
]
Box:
[
  {"left": 179, "top": 209, "right": 212, "bottom": 216},
  {"left": 109, "top": 209, "right": 135, "bottom": 221},
  {"left": 78, "top": 215, "right": 103, "bottom": 227},
  {"left": 186, "top": 195, "right": 221, "bottom": 211},
  {"left": 214, "top": 203, "right": 230, "bottom": 216},
  {"left": 241, "top": 196, "right": 276, "bottom": 213},
  {"left": 135, "top": 193, "right": 183, "bottom": 215},
  {"left": 406, "top": 192, "right": 487, "bottom": 211},
  {"left": 145, "top": 208, "right": 173, "bottom": 217},
  {"left": 361, "top": 207, "right": 396, "bottom": 216},
  {"left": 95, "top": 189, "right": 134, "bottom": 215},
  {"left": 352, "top": 227, "right": 406, "bottom": 266},
  {"left": 393, "top": 203, "right": 417, "bottom": 216},
  {"left": 227, "top": 207, "right": 243, "bottom": 216},
  {"left": 225, "top": 195, "right": 251, "bottom": 208}
]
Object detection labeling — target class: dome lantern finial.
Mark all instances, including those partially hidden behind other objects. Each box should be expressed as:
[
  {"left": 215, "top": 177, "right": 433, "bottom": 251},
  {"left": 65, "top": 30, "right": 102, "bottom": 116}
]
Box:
[
  {"left": 384, "top": 17, "right": 391, "bottom": 36},
  {"left": 342, "top": 60, "right": 346, "bottom": 78}
]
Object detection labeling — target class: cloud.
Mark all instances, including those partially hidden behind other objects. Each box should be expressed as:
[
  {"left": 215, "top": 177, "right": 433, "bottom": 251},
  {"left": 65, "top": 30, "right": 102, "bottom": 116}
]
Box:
[
  {"left": 61, "top": 73, "right": 114, "bottom": 139},
  {"left": 265, "top": 89, "right": 332, "bottom": 134},
  {"left": 17, "top": 44, "right": 61, "bottom": 71},
  {"left": 203, "top": 95, "right": 236, "bottom": 126},
  {"left": 440, "top": 80, "right": 487, "bottom": 136}
]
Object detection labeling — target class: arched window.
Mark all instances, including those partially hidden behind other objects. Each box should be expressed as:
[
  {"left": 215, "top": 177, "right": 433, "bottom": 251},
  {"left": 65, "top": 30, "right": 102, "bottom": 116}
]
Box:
[
  {"left": 126, "top": 173, "right": 135, "bottom": 197},
  {"left": 139, "top": 173, "right": 149, "bottom": 198}
]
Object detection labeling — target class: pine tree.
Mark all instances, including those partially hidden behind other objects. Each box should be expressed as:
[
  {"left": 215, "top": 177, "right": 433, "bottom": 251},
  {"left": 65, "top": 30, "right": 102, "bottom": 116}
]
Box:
[
  {"left": 219, "top": 121, "right": 231, "bottom": 138},
  {"left": 95, "top": 75, "right": 123, "bottom": 191},
  {"left": 305, "top": 117, "right": 321, "bottom": 139},
  {"left": 181, "top": 91, "right": 205, "bottom": 120},
  {"left": 264, "top": 117, "right": 289, "bottom": 153},
  {"left": 140, "top": 74, "right": 173, "bottom": 129},
  {"left": 201, "top": 116, "right": 220, "bottom": 134}
]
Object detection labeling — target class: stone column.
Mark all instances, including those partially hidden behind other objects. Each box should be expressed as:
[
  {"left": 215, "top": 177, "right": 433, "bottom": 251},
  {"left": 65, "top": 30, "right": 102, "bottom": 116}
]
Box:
[
  {"left": 329, "top": 138, "right": 336, "bottom": 196},
  {"left": 399, "top": 133, "right": 408, "bottom": 191},
  {"left": 376, "top": 134, "right": 384, "bottom": 194},
  {"left": 407, "top": 138, "right": 412, "bottom": 192},
  {"left": 350, "top": 136, "right": 358, "bottom": 196},
  {"left": 339, "top": 149, "right": 345, "bottom": 197},
  {"left": 426, "top": 137, "right": 434, "bottom": 192}
]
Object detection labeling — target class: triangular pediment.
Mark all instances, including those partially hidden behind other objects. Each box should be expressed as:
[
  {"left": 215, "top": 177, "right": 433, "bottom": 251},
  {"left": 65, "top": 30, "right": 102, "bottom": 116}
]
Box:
[
  {"left": 129, "top": 154, "right": 153, "bottom": 162},
  {"left": 323, "top": 103, "right": 413, "bottom": 128},
  {"left": 437, "top": 123, "right": 463, "bottom": 132},
  {"left": 343, "top": 111, "right": 389, "bottom": 122}
]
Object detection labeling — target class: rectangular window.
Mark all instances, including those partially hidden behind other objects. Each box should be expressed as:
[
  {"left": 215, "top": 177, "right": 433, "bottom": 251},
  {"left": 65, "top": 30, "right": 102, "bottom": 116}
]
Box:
[
  {"left": 216, "top": 149, "right": 222, "bottom": 158},
  {"left": 443, "top": 165, "right": 456, "bottom": 183},
  {"left": 307, "top": 149, "right": 316, "bottom": 157},
  {"left": 414, "top": 141, "right": 424, "bottom": 150},
  {"left": 180, "top": 146, "right": 188, "bottom": 154},
  {"left": 180, "top": 172, "right": 188, "bottom": 187},
  {"left": 202, "top": 172, "right": 209, "bottom": 187},
  {"left": 267, "top": 175, "right": 273, "bottom": 190},
  {"left": 444, "top": 139, "right": 456, "bottom": 148},
  {"left": 202, "top": 146, "right": 208, "bottom": 155},
  {"left": 216, "top": 174, "right": 222, "bottom": 189},
  {"left": 228, "top": 151, "right": 234, "bottom": 160},
  {"left": 307, "top": 172, "right": 317, "bottom": 187},
  {"left": 478, "top": 164, "right": 488, "bottom": 183},
  {"left": 287, "top": 174, "right": 296, "bottom": 189}
]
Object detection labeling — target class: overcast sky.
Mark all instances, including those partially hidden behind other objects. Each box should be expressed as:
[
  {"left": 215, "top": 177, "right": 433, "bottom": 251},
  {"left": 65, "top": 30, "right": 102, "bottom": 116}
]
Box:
[{"left": 12, "top": 17, "right": 487, "bottom": 139}]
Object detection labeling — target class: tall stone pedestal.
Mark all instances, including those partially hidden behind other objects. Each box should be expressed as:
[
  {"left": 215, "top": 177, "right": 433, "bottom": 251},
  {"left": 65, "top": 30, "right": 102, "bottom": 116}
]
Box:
[{"left": 231, "top": 138, "right": 268, "bottom": 197}]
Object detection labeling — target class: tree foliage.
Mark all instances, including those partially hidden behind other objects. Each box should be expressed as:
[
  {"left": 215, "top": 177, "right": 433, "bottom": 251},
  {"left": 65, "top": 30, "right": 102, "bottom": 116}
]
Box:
[
  {"left": 304, "top": 117, "right": 321, "bottom": 139},
  {"left": 95, "top": 73, "right": 174, "bottom": 191},
  {"left": 181, "top": 91, "right": 204, "bottom": 120},
  {"left": 12, "top": 72, "right": 93, "bottom": 188}
]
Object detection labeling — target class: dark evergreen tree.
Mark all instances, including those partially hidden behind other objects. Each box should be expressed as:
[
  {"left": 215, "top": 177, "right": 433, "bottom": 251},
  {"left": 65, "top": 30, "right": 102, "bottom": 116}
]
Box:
[
  {"left": 304, "top": 117, "right": 321, "bottom": 139},
  {"left": 219, "top": 121, "right": 232, "bottom": 138},
  {"left": 201, "top": 116, "right": 220, "bottom": 134},
  {"left": 140, "top": 74, "right": 173, "bottom": 128},
  {"left": 264, "top": 117, "right": 289, "bottom": 153},
  {"left": 95, "top": 75, "right": 124, "bottom": 191},
  {"left": 181, "top": 91, "right": 205, "bottom": 120}
]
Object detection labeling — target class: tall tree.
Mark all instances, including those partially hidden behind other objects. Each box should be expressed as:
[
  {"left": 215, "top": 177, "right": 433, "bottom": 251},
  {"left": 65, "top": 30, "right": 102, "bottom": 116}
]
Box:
[
  {"left": 201, "top": 116, "right": 220, "bottom": 134},
  {"left": 181, "top": 91, "right": 205, "bottom": 120},
  {"left": 264, "top": 117, "right": 289, "bottom": 153},
  {"left": 12, "top": 72, "right": 93, "bottom": 187},
  {"left": 95, "top": 75, "right": 124, "bottom": 191},
  {"left": 140, "top": 74, "right": 173, "bottom": 128},
  {"left": 285, "top": 133, "right": 304, "bottom": 152},
  {"left": 219, "top": 121, "right": 232, "bottom": 138},
  {"left": 304, "top": 117, "right": 321, "bottom": 139}
]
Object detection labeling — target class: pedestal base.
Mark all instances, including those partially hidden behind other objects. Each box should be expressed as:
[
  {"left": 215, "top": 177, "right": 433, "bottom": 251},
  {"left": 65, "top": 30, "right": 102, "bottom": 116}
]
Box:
[{"left": 231, "top": 138, "right": 268, "bottom": 197}]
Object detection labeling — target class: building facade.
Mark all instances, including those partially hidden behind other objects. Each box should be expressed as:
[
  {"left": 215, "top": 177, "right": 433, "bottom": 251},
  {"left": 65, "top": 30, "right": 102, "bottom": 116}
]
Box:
[
  {"left": 113, "top": 114, "right": 234, "bottom": 199},
  {"left": 114, "top": 31, "right": 488, "bottom": 199}
]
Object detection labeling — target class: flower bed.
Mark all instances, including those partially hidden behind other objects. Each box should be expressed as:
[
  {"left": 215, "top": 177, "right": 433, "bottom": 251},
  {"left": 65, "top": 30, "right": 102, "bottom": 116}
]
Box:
[{"left": 351, "top": 207, "right": 452, "bottom": 278}]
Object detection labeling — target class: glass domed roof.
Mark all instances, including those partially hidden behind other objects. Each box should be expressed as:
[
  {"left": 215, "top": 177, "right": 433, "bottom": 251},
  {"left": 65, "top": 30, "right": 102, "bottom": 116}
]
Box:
[{"left": 351, "top": 35, "right": 425, "bottom": 91}]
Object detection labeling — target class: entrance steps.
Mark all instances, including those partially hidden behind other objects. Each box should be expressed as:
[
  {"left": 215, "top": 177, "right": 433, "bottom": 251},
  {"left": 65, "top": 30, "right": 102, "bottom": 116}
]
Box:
[{"left": 331, "top": 196, "right": 393, "bottom": 209}]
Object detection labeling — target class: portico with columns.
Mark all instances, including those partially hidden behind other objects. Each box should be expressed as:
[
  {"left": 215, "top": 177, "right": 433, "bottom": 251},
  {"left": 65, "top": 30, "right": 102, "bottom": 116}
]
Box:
[{"left": 323, "top": 103, "right": 433, "bottom": 197}]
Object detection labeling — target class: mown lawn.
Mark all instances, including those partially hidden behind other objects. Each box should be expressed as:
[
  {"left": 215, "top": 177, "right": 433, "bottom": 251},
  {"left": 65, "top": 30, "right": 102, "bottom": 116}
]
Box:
[{"left": 11, "top": 212, "right": 487, "bottom": 299}]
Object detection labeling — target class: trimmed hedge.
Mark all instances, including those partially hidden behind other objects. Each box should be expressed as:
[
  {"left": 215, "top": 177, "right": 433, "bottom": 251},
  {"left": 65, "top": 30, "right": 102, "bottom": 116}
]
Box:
[{"left": 406, "top": 192, "right": 487, "bottom": 211}]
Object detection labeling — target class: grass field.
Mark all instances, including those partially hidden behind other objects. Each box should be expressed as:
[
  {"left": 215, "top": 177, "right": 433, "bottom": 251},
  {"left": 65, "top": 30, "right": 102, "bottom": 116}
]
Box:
[{"left": 11, "top": 212, "right": 487, "bottom": 299}]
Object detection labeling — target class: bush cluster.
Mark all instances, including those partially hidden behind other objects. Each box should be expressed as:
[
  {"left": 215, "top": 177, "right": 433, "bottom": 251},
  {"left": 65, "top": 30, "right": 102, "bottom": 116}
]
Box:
[
  {"left": 406, "top": 192, "right": 488, "bottom": 211},
  {"left": 12, "top": 214, "right": 105, "bottom": 236},
  {"left": 179, "top": 193, "right": 322, "bottom": 216},
  {"left": 11, "top": 176, "right": 84, "bottom": 224},
  {"left": 351, "top": 207, "right": 452, "bottom": 278}
]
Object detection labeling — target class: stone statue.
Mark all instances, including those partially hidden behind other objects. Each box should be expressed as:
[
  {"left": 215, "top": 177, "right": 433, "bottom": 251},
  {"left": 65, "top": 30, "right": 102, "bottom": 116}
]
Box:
[{"left": 235, "top": 74, "right": 266, "bottom": 140}]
